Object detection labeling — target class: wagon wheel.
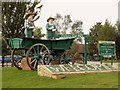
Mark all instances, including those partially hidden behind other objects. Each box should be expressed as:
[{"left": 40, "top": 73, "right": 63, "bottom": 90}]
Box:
[
  {"left": 11, "top": 50, "right": 23, "bottom": 70},
  {"left": 60, "top": 50, "right": 75, "bottom": 64},
  {"left": 42, "top": 50, "right": 52, "bottom": 65},
  {"left": 26, "top": 43, "right": 50, "bottom": 70}
]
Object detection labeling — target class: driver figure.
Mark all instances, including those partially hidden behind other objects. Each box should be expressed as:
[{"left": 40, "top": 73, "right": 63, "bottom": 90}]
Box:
[{"left": 46, "top": 17, "right": 57, "bottom": 39}]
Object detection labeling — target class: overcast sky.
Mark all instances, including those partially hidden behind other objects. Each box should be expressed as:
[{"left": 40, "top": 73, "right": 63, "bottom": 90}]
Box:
[{"left": 34, "top": 0, "right": 119, "bottom": 34}]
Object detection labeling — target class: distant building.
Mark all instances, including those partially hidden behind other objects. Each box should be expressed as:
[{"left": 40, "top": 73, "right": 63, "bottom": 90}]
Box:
[{"left": 78, "top": 44, "right": 84, "bottom": 55}]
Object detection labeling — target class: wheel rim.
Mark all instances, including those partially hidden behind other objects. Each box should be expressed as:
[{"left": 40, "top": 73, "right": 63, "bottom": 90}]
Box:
[
  {"left": 60, "top": 50, "right": 74, "bottom": 64},
  {"left": 26, "top": 44, "right": 50, "bottom": 70},
  {"left": 42, "top": 50, "right": 51, "bottom": 65},
  {"left": 11, "top": 50, "right": 23, "bottom": 70}
]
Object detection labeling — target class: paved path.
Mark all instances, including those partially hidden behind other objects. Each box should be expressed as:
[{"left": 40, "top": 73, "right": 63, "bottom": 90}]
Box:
[
  {"left": 0, "top": 62, "right": 12, "bottom": 67},
  {"left": 0, "top": 61, "right": 119, "bottom": 69}
]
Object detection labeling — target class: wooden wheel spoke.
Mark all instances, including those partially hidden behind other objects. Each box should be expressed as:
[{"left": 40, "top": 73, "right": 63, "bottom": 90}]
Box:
[
  {"left": 34, "top": 60, "right": 37, "bottom": 68},
  {"left": 33, "top": 47, "right": 37, "bottom": 55},
  {"left": 16, "top": 59, "right": 21, "bottom": 65},
  {"left": 40, "top": 47, "right": 44, "bottom": 53},
  {"left": 38, "top": 58, "right": 43, "bottom": 64},
  {"left": 30, "top": 59, "right": 36, "bottom": 64},
  {"left": 60, "top": 50, "right": 74, "bottom": 64},
  {"left": 37, "top": 45, "right": 40, "bottom": 53}
]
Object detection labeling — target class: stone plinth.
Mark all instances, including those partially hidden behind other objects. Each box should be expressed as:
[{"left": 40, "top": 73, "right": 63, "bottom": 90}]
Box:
[{"left": 37, "top": 64, "right": 119, "bottom": 79}]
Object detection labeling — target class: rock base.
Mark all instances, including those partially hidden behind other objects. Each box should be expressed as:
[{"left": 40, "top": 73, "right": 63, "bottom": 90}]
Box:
[
  {"left": 22, "top": 58, "right": 31, "bottom": 70},
  {"left": 37, "top": 65, "right": 65, "bottom": 79}
]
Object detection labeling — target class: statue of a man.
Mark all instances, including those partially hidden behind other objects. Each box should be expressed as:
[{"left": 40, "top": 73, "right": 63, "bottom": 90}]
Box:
[
  {"left": 24, "top": 12, "right": 35, "bottom": 38},
  {"left": 46, "top": 17, "right": 57, "bottom": 39}
]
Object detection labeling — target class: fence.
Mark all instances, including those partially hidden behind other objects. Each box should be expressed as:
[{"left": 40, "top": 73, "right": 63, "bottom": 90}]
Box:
[{"left": 0, "top": 55, "right": 13, "bottom": 67}]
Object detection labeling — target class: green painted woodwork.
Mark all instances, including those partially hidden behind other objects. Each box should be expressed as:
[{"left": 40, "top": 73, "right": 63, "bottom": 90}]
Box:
[
  {"left": 83, "top": 34, "right": 88, "bottom": 64},
  {"left": 9, "top": 38, "right": 23, "bottom": 49},
  {"left": 19, "top": 37, "right": 75, "bottom": 50},
  {"left": 98, "top": 41, "right": 115, "bottom": 56}
]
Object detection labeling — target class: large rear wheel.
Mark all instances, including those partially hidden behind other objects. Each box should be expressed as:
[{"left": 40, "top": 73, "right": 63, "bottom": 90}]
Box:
[{"left": 26, "top": 43, "right": 50, "bottom": 70}]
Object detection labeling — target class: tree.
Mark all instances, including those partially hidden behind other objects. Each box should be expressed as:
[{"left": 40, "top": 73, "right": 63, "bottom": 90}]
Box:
[
  {"left": 54, "top": 13, "right": 83, "bottom": 41},
  {"left": 71, "top": 20, "right": 83, "bottom": 42},
  {"left": 115, "top": 21, "right": 120, "bottom": 59},
  {"left": 70, "top": 41, "right": 80, "bottom": 54},
  {"left": 88, "top": 20, "right": 116, "bottom": 60},
  {"left": 54, "top": 13, "right": 63, "bottom": 33},
  {"left": 88, "top": 22, "right": 102, "bottom": 60},
  {"left": 2, "top": 0, "right": 42, "bottom": 38},
  {"left": 62, "top": 15, "right": 72, "bottom": 34},
  {"left": 98, "top": 20, "right": 116, "bottom": 41},
  {"left": 71, "top": 20, "right": 83, "bottom": 34},
  {"left": 54, "top": 13, "right": 72, "bottom": 34},
  {"left": 33, "top": 27, "right": 45, "bottom": 39}
]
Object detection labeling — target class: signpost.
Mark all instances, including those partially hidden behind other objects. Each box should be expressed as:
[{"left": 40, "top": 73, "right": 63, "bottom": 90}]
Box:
[
  {"left": 98, "top": 41, "right": 115, "bottom": 65},
  {"left": 83, "top": 34, "right": 88, "bottom": 64}
]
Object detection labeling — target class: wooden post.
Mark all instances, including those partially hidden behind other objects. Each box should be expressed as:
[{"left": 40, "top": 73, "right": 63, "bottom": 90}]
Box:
[
  {"left": 2, "top": 55, "right": 4, "bottom": 67},
  {"left": 100, "top": 55, "right": 102, "bottom": 64}
]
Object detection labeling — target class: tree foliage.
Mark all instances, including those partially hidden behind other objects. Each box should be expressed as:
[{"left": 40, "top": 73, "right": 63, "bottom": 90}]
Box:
[
  {"left": 88, "top": 22, "right": 102, "bottom": 60},
  {"left": 98, "top": 20, "right": 116, "bottom": 41},
  {"left": 71, "top": 20, "right": 83, "bottom": 34},
  {"left": 54, "top": 13, "right": 72, "bottom": 34},
  {"left": 71, "top": 20, "right": 83, "bottom": 42},
  {"left": 115, "top": 21, "right": 120, "bottom": 59},
  {"left": 2, "top": 0, "right": 41, "bottom": 38},
  {"left": 70, "top": 41, "right": 80, "bottom": 54},
  {"left": 54, "top": 13, "right": 83, "bottom": 42},
  {"left": 88, "top": 20, "right": 116, "bottom": 60},
  {"left": 33, "top": 27, "right": 45, "bottom": 39},
  {"left": 55, "top": 13, "right": 83, "bottom": 34}
]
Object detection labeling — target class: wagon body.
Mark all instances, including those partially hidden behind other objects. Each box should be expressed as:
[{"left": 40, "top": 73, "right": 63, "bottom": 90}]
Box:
[{"left": 9, "top": 37, "right": 75, "bottom": 51}]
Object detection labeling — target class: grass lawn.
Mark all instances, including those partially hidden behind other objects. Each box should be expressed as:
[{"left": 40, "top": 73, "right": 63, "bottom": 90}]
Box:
[{"left": 2, "top": 67, "right": 119, "bottom": 88}]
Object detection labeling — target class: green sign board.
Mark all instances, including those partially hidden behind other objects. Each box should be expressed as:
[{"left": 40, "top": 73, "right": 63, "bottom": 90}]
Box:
[
  {"left": 56, "top": 34, "right": 83, "bottom": 39},
  {"left": 98, "top": 41, "right": 115, "bottom": 56}
]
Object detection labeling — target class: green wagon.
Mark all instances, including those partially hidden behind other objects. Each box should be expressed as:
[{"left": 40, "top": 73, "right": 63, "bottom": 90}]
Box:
[{"left": 8, "top": 37, "right": 76, "bottom": 70}]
